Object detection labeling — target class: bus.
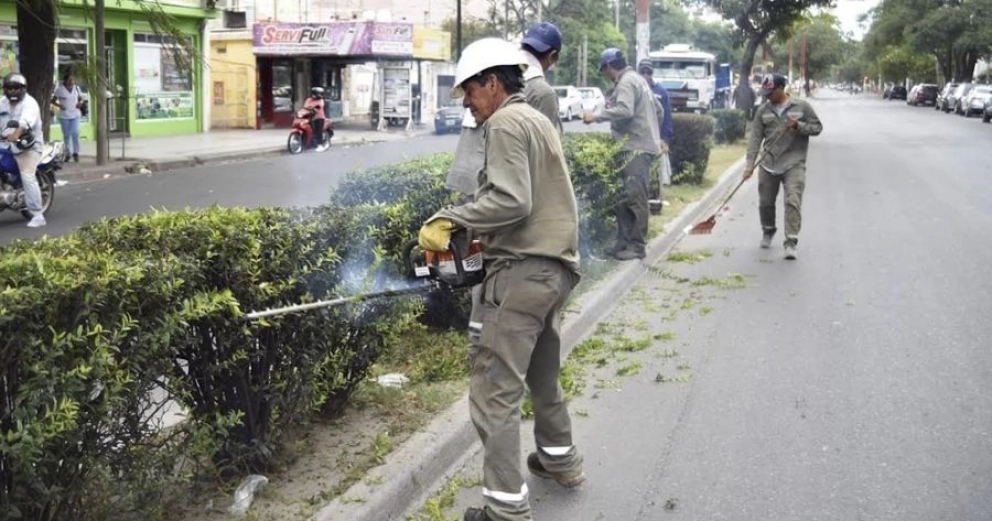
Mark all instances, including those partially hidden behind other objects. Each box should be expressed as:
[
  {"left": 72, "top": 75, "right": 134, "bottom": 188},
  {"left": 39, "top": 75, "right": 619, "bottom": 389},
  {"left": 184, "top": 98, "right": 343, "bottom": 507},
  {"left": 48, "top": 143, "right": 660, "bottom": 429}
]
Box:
[{"left": 645, "top": 43, "right": 717, "bottom": 113}]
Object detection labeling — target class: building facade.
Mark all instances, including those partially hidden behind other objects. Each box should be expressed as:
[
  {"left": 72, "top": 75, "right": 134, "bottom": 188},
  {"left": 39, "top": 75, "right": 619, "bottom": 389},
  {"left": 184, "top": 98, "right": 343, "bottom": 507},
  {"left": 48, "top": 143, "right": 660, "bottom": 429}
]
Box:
[{"left": 0, "top": 0, "right": 216, "bottom": 140}]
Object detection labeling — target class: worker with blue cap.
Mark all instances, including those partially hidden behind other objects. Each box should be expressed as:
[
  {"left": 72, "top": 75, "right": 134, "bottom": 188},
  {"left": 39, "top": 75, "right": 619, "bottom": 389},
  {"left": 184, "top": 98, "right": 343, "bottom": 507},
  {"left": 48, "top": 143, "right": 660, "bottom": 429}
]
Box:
[
  {"left": 583, "top": 47, "right": 662, "bottom": 260},
  {"left": 520, "top": 21, "right": 564, "bottom": 132}
]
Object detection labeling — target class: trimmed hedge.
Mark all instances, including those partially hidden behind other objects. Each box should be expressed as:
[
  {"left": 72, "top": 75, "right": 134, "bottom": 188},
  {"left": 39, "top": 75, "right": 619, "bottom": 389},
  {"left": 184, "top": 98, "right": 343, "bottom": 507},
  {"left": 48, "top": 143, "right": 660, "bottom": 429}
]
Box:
[
  {"left": 670, "top": 114, "right": 715, "bottom": 185},
  {"left": 712, "top": 108, "right": 747, "bottom": 144}
]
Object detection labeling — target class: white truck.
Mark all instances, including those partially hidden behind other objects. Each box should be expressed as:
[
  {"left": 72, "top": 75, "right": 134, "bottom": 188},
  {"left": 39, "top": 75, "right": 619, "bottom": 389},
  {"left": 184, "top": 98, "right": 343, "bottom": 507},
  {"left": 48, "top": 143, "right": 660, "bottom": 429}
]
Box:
[{"left": 645, "top": 43, "right": 717, "bottom": 113}]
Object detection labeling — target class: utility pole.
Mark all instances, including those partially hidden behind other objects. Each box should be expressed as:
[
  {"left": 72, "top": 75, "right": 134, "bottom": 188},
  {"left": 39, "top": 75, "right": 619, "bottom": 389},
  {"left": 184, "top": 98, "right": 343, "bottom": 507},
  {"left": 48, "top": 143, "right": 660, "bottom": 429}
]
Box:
[
  {"left": 456, "top": 0, "right": 462, "bottom": 61},
  {"left": 615, "top": 0, "right": 620, "bottom": 30},
  {"left": 788, "top": 36, "right": 794, "bottom": 86},
  {"left": 802, "top": 24, "right": 809, "bottom": 96},
  {"left": 537, "top": 0, "right": 542, "bottom": 22},
  {"left": 95, "top": 0, "right": 108, "bottom": 166},
  {"left": 635, "top": 0, "right": 649, "bottom": 65}
]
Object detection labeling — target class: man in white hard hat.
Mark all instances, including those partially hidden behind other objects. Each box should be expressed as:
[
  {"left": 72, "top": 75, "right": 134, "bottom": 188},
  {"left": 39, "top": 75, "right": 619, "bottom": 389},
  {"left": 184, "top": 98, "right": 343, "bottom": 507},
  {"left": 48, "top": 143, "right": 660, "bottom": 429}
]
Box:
[{"left": 419, "top": 37, "right": 585, "bottom": 521}]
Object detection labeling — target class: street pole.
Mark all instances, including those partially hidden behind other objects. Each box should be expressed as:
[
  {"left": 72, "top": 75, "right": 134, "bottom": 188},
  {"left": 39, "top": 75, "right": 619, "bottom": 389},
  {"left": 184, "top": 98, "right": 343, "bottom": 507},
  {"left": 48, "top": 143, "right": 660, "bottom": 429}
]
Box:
[
  {"left": 456, "top": 0, "right": 462, "bottom": 61},
  {"left": 802, "top": 24, "right": 809, "bottom": 96},
  {"left": 537, "top": 0, "right": 542, "bottom": 22},
  {"left": 635, "top": 0, "right": 649, "bottom": 65},
  {"left": 95, "top": 0, "right": 108, "bottom": 166},
  {"left": 615, "top": 0, "right": 620, "bottom": 30}
]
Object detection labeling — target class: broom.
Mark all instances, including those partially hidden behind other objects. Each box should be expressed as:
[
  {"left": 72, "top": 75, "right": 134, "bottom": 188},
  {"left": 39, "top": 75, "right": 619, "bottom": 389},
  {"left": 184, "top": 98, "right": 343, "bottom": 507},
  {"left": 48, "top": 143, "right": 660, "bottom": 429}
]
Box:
[{"left": 687, "top": 128, "right": 787, "bottom": 235}]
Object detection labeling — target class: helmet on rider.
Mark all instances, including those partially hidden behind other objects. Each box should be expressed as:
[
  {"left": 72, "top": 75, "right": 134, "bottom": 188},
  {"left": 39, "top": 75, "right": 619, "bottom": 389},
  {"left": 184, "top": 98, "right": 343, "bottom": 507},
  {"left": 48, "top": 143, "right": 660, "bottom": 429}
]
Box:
[
  {"left": 3, "top": 73, "right": 27, "bottom": 102},
  {"left": 310, "top": 87, "right": 325, "bottom": 99},
  {"left": 451, "top": 37, "right": 528, "bottom": 98}
]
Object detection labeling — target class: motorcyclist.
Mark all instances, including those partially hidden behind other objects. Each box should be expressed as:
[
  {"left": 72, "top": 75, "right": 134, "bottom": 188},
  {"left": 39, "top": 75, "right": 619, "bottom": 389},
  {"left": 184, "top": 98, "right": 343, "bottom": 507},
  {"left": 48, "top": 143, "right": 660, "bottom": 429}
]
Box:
[
  {"left": 0, "top": 72, "right": 46, "bottom": 228},
  {"left": 303, "top": 87, "right": 326, "bottom": 145}
]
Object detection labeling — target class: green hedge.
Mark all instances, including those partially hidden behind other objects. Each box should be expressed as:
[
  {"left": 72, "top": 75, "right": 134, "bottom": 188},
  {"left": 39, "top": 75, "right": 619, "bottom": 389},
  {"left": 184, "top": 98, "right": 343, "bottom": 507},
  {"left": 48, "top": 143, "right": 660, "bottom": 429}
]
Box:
[
  {"left": 670, "top": 114, "right": 715, "bottom": 185},
  {"left": 712, "top": 108, "right": 747, "bottom": 144}
]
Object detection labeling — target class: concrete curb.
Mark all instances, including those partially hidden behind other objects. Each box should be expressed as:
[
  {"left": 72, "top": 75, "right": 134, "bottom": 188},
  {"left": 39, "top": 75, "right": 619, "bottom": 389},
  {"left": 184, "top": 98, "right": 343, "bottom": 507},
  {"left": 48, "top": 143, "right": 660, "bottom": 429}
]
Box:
[{"left": 313, "top": 155, "right": 747, "bottom": 521}]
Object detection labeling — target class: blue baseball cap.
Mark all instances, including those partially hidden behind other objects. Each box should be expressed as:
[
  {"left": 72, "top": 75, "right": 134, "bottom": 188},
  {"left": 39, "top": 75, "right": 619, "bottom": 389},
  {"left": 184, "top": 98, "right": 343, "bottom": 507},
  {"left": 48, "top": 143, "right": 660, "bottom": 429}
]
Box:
[
  {"left": 600, "top": 48, "right": 624, "bottom": 69},
  {"left": 521, "top": 22, "right": 563, "bottom": 53}
]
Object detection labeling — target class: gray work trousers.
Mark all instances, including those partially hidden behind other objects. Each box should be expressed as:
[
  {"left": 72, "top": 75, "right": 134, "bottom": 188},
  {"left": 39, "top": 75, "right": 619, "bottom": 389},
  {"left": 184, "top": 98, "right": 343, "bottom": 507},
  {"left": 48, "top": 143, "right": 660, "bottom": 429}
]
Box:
[
  {"left": 467, "top": 257, "right": 582, "bottom": 521},
  {"left": 758, "top": 163, "right": 806, "bottom": 246},
  {"left": 615, "top": 152, "right": 653, "bottom": 254}
]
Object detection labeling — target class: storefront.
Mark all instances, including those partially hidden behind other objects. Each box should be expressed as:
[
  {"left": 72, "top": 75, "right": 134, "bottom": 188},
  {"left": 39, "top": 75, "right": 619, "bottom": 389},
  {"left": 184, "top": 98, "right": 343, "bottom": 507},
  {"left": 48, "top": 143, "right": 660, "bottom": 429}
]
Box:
[
  {"left": 253, "top": 21, "right": 417, "bottom": 129},
  {"left": 0, "top": 0, "right": 214, "bottom": 141}
]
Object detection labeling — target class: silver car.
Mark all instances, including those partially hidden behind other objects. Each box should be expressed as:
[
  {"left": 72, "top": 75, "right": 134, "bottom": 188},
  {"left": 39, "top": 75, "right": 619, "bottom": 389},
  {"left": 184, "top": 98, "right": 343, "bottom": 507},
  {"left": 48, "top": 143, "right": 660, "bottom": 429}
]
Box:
[
  {"left": 553, "top": 85, "right": 584, "bottom": 120},
  {"left": 961, "top": 85, "right": 992, "bottom": 117}
]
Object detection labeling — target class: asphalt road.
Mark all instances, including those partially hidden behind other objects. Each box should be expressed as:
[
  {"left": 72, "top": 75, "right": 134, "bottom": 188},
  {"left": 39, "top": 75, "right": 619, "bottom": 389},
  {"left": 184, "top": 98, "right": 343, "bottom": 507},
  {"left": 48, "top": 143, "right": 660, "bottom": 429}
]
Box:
[
  {"left": 0, "top": 120, "right": 605, "bottom": 243},
  {"left": 432, "top": 90, "right": 992, "bottom": 520}
]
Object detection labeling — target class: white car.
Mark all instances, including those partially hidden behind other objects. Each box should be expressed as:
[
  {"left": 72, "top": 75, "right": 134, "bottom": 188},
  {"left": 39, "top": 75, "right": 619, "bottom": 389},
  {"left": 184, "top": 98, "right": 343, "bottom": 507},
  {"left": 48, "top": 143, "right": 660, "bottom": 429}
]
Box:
[
  {"left": 962, "top": 85, "right": 992, "bottom": 117},
  {"left": 554, "top": 85, "right": 584, "bottom": 120},
  {"left": 578, "top": 87, "right": 605, "bottom": 114}
]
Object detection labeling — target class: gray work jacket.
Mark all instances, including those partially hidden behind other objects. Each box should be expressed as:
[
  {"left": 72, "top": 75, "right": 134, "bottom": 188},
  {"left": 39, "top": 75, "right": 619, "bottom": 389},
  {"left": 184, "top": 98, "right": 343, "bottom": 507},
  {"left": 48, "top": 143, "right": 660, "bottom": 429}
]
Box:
[
  {"left": 747, "top": 97, "right": 823, "bottom": 173},
  {"left": 595, "top": 67, "right": 661, "bottom": 155}
]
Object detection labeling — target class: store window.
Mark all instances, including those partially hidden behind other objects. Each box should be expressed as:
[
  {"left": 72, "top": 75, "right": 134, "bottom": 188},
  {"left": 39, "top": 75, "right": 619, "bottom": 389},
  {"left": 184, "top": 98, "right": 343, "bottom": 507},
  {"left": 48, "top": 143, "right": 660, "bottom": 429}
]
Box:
[
  {"left": 133, "top": 32, "right": 195, "bottom": 120},
  {"left": 272, "top": 59, "right": 293, "bottom": 114}
]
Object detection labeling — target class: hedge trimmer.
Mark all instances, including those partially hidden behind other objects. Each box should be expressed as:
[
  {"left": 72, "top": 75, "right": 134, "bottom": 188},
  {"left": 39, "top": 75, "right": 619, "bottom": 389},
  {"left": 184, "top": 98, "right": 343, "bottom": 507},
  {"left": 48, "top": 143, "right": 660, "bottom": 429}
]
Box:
[{"left": 245, "top": 238, "right": 484, "bottom": 320}]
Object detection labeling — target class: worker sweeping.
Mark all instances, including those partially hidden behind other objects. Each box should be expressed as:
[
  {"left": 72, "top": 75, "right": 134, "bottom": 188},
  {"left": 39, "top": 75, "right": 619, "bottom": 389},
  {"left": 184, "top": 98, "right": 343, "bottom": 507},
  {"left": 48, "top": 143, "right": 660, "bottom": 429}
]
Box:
[
  {"left": 419, "top": 37, "right": 584, "bottom": 521},
  {"left": 743, "top": 73, "right": 823, "bottom": 260}
]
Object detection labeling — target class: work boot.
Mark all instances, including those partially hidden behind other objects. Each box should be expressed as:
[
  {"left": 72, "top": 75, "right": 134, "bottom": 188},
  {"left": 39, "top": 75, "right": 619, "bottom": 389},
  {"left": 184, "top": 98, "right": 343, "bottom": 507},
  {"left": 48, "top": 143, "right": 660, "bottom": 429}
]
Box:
[
  {"left": 760, "top": 233, "right": 774, "bottom": 249},
  {"left": 603, "top": 242, "right": 624, "bottom": 256},
  {"left": 527, "top": 452, "right": 586, "bottom": 487},
  {"left": 612, "top": 249, "right": 645, "bottom": 261},
  {"left": 464, "top": 507, "right": 495, "bottom": 521},
  {"left": 784, "top": 244, "right": 798, "bottom": 260},
  {"left": 72, "top": 153, "right": 78, "bottom": 163}
]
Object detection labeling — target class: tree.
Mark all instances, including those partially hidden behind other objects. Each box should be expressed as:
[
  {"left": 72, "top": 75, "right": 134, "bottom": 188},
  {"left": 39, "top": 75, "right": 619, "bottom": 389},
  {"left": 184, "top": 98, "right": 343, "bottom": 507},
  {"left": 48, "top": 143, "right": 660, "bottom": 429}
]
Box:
[
  {"left": 768, "top": 14, "right": 859, "bottom": 81},
  {"left": 695, "top": 0, "right": 833, "bottom": 100},
  {"left": 15, "top": 0, "right": 58, "bottom": 141},
  {"left": 441, "top": 17, "right": 498, "bottom": 60}
]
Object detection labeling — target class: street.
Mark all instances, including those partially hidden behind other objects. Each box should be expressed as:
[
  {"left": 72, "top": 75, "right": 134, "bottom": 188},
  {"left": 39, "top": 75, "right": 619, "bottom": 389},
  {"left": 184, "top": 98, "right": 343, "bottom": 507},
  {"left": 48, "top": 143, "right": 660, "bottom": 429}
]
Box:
[
  {"left": 418, "top": 90, "right": 992, "bottom": 520},
  {"left": 0, "top": 120, "right": 603, "bottom": 243}
]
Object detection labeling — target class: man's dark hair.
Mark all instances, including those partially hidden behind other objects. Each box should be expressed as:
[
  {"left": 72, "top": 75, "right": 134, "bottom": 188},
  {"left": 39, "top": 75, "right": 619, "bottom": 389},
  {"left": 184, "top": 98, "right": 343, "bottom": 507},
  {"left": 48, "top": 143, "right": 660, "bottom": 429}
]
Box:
[
  {"left": 522, "top": 43, "right": 555, "bottom": 61},
  {"left": 467, "top": 65, "right": 524, "bottom": 95}
]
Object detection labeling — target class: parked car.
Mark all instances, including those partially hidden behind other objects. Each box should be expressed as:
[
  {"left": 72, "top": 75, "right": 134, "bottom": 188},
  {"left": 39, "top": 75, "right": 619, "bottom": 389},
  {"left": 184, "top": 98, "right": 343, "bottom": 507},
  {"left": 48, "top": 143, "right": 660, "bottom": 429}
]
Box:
[
  {"left": 889, "top": 85, "right": 908, "bottom": 100},
  {"left": 983, "top": 95, "right": 992, "bottom": 122},
  {"left": 906, "top": 85, "right": 920, "bottom": 105},
  {"left": 433, "top": 99, "right": 467, "bottom": 134},
  {"left": 960, "top": 85, "right": 992, "bottom": 117},
  {"left": 553, "top": 85, "right": 584, "bottom": 120},
  {"left": 577, "top": 87, "right": 605, "bottom": 114},
  {"left": 948, "top": 82, "right": 974, "bottom": 114},
  {"left": 908, "top": 83, "right": 939, "bottom": 106},
  {"left": 936, "top": 82, "right": 959, "bottom": 111}
]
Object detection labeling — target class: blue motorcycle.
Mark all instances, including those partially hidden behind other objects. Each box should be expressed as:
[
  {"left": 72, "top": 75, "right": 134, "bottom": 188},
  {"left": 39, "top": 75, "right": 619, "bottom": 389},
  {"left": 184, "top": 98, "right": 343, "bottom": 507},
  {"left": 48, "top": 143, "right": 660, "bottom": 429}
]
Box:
[{"left": 0, "top": 140, "right": 62, "bottom": 220}]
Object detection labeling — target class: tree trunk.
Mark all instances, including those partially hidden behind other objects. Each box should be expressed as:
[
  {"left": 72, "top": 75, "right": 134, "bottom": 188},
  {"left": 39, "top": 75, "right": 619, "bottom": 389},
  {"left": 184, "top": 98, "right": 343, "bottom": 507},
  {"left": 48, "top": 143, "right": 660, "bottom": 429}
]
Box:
[
  {"left": 96, "top": 0, "right": 109, "bottom": 165},
  {"left": 15, "top": 0, "right": 57, "bottom": 142}
]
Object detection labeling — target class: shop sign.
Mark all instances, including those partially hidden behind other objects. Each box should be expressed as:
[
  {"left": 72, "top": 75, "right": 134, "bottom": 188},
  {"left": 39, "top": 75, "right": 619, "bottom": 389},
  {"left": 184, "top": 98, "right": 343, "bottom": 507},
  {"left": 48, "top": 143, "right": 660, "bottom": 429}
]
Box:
[
  {"left": 253, "top": 21, "right": 413, "bottom": 57},
  {"left": 413, "top": 27, "right": 451, "bottom": 61}
]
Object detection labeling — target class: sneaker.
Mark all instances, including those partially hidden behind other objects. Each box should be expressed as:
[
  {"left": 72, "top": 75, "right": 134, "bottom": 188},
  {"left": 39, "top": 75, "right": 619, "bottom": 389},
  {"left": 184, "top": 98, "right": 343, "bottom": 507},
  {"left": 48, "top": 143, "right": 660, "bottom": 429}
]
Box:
[
  {"left": 27, "top": 215, "right": 46, "bottom": 228},
  {"left": 760, "top": 234, "right": 773, "bottom": 249},
  {"left": 464, "top": 507, "right": 494, "bottom": 521},
  {"left": 527, "top": 452, "right": 586, "bottom": 487},
  {"left": 612, "top": 249, "right": 645, "bottom": 261},
  {"left": 784, "top": 244, "right": 797, "bottom": 260}
]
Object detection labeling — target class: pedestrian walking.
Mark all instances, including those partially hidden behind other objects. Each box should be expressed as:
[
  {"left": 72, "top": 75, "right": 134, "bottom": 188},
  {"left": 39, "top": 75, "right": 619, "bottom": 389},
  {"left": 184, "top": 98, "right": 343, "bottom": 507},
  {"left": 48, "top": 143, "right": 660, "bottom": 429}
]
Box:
[
  {"left": 52, "top": 72, "right": 82, "bottom": 162},
  {"left": 582, "top": 48, "right": 662, "bottom": 260},
  {"left": 419, "top": 37, "right": 585, "bottom": 521},
  {"left": 742, "top": 73, "right": 823, "bottom": 260},
  {"left": 520, "top": 21, "right": 564, "bottom": 132}
]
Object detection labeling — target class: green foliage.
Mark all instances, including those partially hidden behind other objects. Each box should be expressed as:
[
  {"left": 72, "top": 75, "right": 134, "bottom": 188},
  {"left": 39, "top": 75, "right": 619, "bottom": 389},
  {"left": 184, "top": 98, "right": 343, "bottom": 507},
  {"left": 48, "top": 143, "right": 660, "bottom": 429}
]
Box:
[
  {"left": 560, "top": 133, "right": 627, "bottom": 255},
  {"left": 669, "top": 114, "right": 715, "bottom": 185},
  {"left": 711, "top": 109, "right": 747, "bottom": 144}
]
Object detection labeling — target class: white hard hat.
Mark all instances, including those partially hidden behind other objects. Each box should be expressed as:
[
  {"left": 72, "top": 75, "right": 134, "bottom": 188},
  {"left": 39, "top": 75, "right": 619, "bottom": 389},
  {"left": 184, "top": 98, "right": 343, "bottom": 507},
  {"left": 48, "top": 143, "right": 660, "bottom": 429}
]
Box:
[{"left": 452, "top": 37, "right": 528, "bottom": 98}]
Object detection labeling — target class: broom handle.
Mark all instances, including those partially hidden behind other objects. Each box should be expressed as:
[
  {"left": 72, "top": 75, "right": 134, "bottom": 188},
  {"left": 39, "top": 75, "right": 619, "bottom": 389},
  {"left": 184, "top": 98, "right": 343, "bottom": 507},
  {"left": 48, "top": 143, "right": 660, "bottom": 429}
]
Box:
[{"left": 711, "top": 128, "right": 788, "bottom": 213}]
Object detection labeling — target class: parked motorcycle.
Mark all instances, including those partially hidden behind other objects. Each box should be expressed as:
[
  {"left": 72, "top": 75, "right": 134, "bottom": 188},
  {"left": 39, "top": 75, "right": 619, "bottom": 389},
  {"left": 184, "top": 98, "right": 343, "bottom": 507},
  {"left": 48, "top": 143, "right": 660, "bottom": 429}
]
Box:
[
  {"left": 0, "top": 141, "right": 62, "bottom": 220},
  {"left": 287, "top": 107, "right": 333, "bottom": 155}
]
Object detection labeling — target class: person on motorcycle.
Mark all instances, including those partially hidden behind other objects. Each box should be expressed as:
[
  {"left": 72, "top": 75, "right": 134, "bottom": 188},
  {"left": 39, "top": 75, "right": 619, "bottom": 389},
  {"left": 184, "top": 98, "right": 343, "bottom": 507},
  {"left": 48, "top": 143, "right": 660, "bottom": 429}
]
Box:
[
  {"left": 304, "top": 87, "right": 326, "bottom": 145},
  {"left": 0, "top": 72, "right": 46, "bottom": 228}
]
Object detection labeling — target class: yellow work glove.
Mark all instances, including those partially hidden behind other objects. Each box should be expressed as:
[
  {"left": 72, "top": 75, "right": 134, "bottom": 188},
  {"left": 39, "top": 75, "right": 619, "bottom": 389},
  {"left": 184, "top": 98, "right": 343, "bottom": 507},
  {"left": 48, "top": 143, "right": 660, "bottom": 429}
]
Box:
[{"left": 418, "top": 218, "right": 455, "bottom": 251}]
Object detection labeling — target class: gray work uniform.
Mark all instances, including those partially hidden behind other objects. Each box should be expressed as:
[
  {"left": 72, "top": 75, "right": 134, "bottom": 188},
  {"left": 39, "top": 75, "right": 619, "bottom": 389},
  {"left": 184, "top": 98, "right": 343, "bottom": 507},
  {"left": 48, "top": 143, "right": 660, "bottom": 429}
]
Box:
[
  {"left": 746, "top": 97, "right": 823, "bottom": 245},
  {"left": 595, "top": 66, "right": 662, "bottom": 255},
  {"left": 522, "top": 50, "right": 562, "bottom": 133},
  {"left": 432, "top": 93, "right": 582, "bottom": 521}
]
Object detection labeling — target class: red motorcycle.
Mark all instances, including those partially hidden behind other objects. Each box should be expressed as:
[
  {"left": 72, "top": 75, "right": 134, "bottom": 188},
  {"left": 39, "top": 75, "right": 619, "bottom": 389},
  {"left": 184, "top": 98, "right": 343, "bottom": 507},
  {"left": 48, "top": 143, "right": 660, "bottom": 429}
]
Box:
[{"left": 287, "top": 107, "right": 333, "bottom": 154}]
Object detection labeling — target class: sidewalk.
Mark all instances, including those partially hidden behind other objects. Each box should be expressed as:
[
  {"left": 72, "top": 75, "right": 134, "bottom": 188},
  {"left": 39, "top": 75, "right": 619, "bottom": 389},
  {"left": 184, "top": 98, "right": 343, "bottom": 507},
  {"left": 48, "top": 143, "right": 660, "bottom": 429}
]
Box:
[{"left": 58, "top": 121, "right": 433, "bottom": 183}]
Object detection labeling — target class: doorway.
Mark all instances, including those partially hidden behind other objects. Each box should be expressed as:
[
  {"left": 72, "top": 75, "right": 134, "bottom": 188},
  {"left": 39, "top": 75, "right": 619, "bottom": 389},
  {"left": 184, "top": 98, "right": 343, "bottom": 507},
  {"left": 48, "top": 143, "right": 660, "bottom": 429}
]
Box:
[{"left": 105, "top": 29, "right": 129, "bottom": 136}]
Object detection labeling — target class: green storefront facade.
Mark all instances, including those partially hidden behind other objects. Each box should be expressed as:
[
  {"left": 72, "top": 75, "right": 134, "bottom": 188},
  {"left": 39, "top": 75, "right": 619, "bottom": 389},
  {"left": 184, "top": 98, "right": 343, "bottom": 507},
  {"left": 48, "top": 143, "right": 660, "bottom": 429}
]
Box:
[{"left": 0, "top": 0, "right": 214, "bottom": 141}]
